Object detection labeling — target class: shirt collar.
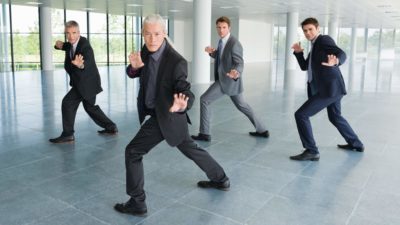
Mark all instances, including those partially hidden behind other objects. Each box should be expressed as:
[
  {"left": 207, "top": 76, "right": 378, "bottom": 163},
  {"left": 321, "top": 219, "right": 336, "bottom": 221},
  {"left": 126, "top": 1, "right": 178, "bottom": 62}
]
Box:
[
  {"left": 150, "top": 40, "right": 166, "bottom": 62},
  {"left": 72, "top": 37, "right": 80, "bottom": 50},
  {"left": 221, "top": 33, "right": 230, "bottom": 44},
  {"left": 311, "top": 34, "right": 320, "bottom": 44}
]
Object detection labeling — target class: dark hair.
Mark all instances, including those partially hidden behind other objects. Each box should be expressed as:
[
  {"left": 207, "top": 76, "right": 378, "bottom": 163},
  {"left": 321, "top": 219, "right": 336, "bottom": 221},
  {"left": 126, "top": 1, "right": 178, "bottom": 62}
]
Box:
[
  {"left": 216, "top": 16, "right": 231, "bottom": 27},
  {"left": 301, "top": 17, "right": 319, "bottom": 28}
]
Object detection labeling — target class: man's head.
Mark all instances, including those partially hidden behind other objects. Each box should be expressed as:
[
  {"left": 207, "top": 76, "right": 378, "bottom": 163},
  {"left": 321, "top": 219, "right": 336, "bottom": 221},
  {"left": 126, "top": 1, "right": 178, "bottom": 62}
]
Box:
[
  {"left": 65, "top": 20, "right": 80, "bottom": 45},
  {"left": 142, "top": 14, "right": 167, "bottom": 52},
  {"left": 301, "top": 17, "right": 320, "bottom": 41},
  {"left": 215, "top": 16, "right": 231, "bottom": 38}
]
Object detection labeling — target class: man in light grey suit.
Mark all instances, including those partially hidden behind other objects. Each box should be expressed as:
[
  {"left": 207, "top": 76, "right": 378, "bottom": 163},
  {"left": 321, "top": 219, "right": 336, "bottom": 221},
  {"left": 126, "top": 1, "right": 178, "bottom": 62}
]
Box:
[{"left": 192, "top": 16, "right": 269, "bottom": 142}]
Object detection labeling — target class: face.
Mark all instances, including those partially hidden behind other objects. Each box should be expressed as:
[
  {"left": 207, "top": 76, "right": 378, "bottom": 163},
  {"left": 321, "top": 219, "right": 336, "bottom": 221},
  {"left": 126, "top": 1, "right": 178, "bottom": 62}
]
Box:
[
  {"left": 302, "top": 24, "right": 319, "bottom": 41},
  {"left": 65, "top": 26, "right": 80, "bottom": 44},
  {"left": 143, "top": 22, "right": 166, "bottom": 52},
  {"left": 216, "top": 22, "right": 230, "bottom": 38}
]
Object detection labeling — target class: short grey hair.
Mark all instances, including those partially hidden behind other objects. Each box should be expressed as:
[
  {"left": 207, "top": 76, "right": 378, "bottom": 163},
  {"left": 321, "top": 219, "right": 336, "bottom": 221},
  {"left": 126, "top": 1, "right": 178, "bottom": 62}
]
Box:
[
  {"left": 65, "top": 20, "right": 80, "bottom": 30},
  {"left": 142, "top": 14, "right": 167, "bottom": 34}
]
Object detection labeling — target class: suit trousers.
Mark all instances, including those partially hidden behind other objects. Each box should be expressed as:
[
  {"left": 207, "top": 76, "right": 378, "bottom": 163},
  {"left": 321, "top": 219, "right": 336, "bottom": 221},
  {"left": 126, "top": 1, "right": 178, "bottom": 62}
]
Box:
[
  {"left": 61, "top": 88, "right": 116, "bottom": 136},
  {"left": 294, "top": 92, "right": 363, "bottom": 153},
  {"left": 125, "top": 116, "right": 227, "bottom": 207},
  {"left": 199, "top": 81, "right": 266, "bottom": 135}
]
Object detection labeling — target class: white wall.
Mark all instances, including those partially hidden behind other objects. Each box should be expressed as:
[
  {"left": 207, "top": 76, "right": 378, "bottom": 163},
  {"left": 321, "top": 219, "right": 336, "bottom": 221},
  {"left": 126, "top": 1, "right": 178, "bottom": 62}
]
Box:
[
  {"left": 238, "top": 19, "right": 273, "bottom": 63},
  {"left": 170, "top": 18, "right": 273, "bottom": 66},
  {"left": 169, "top": 19, "right": 193, "bottom": 61}
]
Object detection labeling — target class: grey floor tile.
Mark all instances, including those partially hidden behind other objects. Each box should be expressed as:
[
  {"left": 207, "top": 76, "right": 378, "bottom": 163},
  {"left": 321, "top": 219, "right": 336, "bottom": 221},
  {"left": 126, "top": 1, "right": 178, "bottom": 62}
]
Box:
[
  {"left": 0, "top": 189, "right": 70, "bottom": 225},
  {"left": 347, "top": 190, "right": 400, "bottom": 225},
  {"left": 137, "top": 203, "right": 241, "bottom": 225},
  {"left": 246, "top": 196, "right": 352, "bottom": 225},
  {"left": 180, "top": 184, "right": 272, "bottom": 223},
  {"left": 2, "top": 60, "right": 400, "bottom": 225},
  {"left": 29, "top": 207, "right": 110, "bottom": 225}
]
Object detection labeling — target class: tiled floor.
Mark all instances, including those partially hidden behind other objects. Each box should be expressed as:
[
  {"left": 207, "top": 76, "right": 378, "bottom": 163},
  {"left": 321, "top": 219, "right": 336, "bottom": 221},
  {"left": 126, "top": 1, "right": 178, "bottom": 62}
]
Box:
[{"left": 1, "top": 58, "right": 400, "bottom": 225}]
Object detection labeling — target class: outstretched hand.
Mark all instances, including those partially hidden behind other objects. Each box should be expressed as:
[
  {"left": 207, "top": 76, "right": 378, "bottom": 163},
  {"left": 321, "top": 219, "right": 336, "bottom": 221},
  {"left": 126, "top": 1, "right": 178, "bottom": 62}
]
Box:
[
  {"left": 55, "top": 40, "right": 63, "bottom": 49},
  {"left": 205, "top": 46, "right": 216, "bottom": 54},
  {"left": 321, "top": 54, "right": 339, "bottom": 67},
  {"left": 129, "top": 51, "right": 145, "bottom": 69},
  {"left": 169, "top": 93, "right": 189, "bottom": 113},
  {"left": 71, "top": 54, "right": 84, "bottom": 68},
  {"left": 291, "top": 42, "right": 303, "bottom": 53},
  {"left": 226, "top": 69, "right": 240, "bottom": 79}
]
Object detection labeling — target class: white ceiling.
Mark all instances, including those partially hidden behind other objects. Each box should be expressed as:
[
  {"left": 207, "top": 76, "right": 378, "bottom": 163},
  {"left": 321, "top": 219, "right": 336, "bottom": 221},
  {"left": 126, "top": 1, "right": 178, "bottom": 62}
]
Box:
[{"left": 10, "top": 0, "right": 400, "bottom": 28}]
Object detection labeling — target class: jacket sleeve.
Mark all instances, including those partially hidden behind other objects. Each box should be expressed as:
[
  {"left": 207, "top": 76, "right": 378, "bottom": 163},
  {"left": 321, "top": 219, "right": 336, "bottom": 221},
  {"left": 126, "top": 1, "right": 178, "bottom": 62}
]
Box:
[
  {"left": 173, "top": 59, "right": 195, "bottom": 111},
  {"left": 231, "top": 41, "right": 244, "bottom": 74},
  {"left": 321, "top": 36, "right": 346, "bottom": 66},
  {"left": 126, "top": 65, "right": 142, "bottom": 78},
  {"left": 293, "top": 51, "right": 309, "bottom": 71}
]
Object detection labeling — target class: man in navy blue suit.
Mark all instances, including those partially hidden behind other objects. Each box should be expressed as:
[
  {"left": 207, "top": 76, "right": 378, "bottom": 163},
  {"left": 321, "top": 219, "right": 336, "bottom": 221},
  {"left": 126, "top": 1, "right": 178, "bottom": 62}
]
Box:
[{"left": 290, "top": 17, "right": 364, "bottom": 161}]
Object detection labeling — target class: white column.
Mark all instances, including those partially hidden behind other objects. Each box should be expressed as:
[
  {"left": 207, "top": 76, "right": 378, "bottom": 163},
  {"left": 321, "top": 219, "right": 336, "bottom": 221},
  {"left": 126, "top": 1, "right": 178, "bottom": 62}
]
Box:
[
  {"left": 0, "top": 1, "right": 9, "bottom": 72},
  {"left": 350, "top": 26, "right": 357, "bottom": 63},
  {"left": 284, "top": 12, "right": 298, "bottom": 88},
  {"left": 348, "top": 26, "right": 357, "bottom": 91},
  {"left": 192, "top": 0, "right": 211, "bottom": 83},
  {"left": 328, "top": 20, "right": 338, "bottom": 42},
  {"left": 39, "top": 6, "right": 53, "bottom": 71}
]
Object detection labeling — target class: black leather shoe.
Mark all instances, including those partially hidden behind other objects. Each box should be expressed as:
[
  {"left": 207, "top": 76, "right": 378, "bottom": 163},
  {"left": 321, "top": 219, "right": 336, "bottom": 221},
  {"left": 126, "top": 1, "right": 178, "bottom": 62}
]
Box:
[
  {"left": 49, "top": 135, "right": 75, "bottom": 143},
  {"left": 114, "top": 201, "right": 147, "bottom": 217},
  {"left": 191, "top": 133, "right": 211, "bottom": 142},
  {"left": 337, "top": 144, "right": 364, "bottom": 152},
  {"left": 290, "top": 150, "right": 320, "bottom": 161},
  {"left": 197, "top": 179, "right": 230, "bottom": 191},
  {"left": 98, "top": 127, "right": 118, "bottom": 135},
  {"left": 249, "top": 130, "right": 269, "bottom": 138}
]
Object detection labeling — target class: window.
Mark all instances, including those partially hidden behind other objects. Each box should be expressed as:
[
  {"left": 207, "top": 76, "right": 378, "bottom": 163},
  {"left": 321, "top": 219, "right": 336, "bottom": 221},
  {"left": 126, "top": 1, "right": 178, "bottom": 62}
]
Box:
[
  {"left": 89, "top": 12, "right": 107, "bottom": 66},
  {"left": 11, "top": 5, "right": 40, "bottom": 71},
  {"left": 109, "top": 14, "right": 125, "bottom": 65}
]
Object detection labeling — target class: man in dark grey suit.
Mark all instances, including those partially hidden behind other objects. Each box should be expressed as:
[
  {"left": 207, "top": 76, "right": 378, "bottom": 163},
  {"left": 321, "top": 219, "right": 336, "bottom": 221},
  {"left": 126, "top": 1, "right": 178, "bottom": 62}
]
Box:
[
  {"left": 290, "top": 17, "right": 364, "bottom": 161},
  {"left": 192, "top": 16, "right": 269, "bottom": 142},
  {"left": 49, "top": 20, "right": 117, "bottom": 143},
  {"left": 114, "top": 14, "right": 229, "bottom": 217}
]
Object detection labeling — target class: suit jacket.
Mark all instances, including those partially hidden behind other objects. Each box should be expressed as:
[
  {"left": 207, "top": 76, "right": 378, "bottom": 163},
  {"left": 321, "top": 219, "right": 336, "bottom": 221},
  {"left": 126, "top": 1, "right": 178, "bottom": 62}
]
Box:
[
  {"left": 210, "top": 35, "right": 244, "bottom": 96},
  {"left": 58, "top": 36, "right": 103, "bottom": 100},
  {"left": 126, "top": 40, "right": 195, "bottom": 147},
  {"left": 293, "top": 35, "right": 347, "bottom": 98}
]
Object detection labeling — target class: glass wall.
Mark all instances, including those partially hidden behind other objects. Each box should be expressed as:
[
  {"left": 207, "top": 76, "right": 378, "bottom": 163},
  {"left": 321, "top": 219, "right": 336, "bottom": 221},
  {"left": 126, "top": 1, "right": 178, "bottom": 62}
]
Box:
[
  {"left": 89, "top": 12, "right": 107, "bottom": 66},
  {"left": 0, "top": 4, "right": 170, "bottom": 72},
  {"left": 109, "top": 14, "right": 125, "bottom": 65},
  {"left": 127, "top": 16, "right": 142, "bottom": 53},
  {"left": 11, "top": 5, "right": 40, "bottom": 71},
  {"left": 338, "top": 28, "right": 351, "bottom": 55}
]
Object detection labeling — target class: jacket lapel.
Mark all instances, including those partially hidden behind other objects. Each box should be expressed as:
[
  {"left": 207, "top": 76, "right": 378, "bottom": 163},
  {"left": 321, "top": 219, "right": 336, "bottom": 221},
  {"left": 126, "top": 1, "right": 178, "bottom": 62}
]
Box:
[{"left": 222, "top": 36, "right": 234, "bottom": 59}]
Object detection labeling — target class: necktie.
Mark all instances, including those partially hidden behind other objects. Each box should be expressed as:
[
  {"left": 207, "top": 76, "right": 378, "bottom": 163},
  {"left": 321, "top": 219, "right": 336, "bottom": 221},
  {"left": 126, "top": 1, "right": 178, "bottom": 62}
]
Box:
[
  {"left": 214, "top": 39, "right": 223, "bottom": 80},
  {"left": 307, "top": 43, "right": 313, "bottom": 82},
  {"left": 217, "top": 39, "right": 223, "bottom": 64},
  {"left": 70, "top": 47, "right": 75, "bottom": 59}
]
